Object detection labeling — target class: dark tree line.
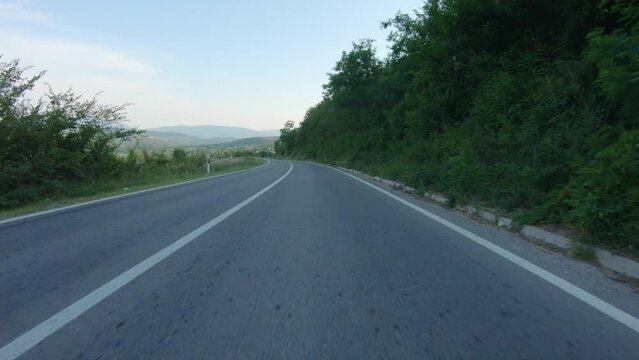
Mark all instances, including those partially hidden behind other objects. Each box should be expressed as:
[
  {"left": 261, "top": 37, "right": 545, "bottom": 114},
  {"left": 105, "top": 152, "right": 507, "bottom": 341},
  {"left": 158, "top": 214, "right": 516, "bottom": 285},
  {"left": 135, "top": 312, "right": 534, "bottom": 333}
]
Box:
[{"left": 276, "top": 0, "right": 639, "bottom": 249}]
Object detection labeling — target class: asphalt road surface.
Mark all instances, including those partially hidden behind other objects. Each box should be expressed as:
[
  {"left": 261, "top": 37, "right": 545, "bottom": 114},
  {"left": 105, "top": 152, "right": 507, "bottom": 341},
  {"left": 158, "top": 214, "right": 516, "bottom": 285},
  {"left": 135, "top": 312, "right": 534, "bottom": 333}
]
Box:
[{"left": 1, "top": 160, "right": 638, "bottom": 359}]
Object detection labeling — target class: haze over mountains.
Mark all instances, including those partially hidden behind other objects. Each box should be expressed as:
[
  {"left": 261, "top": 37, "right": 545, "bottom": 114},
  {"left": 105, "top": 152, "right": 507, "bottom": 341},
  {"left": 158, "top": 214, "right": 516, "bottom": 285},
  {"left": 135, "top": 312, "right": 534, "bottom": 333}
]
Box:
[
  {"left": 146, "top": 125, "right": 279, "bottom": 139},
  {"left": 129, "top": 124, "right": 279, "bottom": 150}
]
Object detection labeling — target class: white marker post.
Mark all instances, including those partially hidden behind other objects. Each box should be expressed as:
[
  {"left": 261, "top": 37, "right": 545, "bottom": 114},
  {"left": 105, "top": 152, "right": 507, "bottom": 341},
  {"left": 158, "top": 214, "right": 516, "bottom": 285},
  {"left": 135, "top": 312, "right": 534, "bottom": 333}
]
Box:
[{"left": 206, "top": 157, "right": 211, "bottom": 174}]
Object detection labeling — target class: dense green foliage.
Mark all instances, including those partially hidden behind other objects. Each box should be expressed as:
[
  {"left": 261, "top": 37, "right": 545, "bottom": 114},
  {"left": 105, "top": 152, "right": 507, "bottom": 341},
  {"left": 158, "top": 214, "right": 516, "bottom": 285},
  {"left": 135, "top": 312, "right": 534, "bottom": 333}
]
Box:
[
  {"left": 0, "top": 58, "right": 257, "bottom": 209},
  {"left": 276, "top": 0, "right": 639, "bottom": 249},
  {"left": 0, "top": 58, "right": 136, "bottom": 207}
]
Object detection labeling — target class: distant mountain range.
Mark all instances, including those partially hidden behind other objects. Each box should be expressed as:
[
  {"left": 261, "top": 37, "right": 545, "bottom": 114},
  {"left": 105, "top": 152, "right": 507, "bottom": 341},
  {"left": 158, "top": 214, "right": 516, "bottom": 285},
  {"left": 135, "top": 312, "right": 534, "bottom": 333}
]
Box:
[
  {"left": 141, "top": 130, "right": 234, "bottom": 147},
  {"left": 146, "top": 125, "right": 279, "bottom": 139},
  {"left": 210, "top": 136, "right": 278, "bottom": 148},
  {"left": 120, "top": 124, "right": 279, "bottom": 150}
]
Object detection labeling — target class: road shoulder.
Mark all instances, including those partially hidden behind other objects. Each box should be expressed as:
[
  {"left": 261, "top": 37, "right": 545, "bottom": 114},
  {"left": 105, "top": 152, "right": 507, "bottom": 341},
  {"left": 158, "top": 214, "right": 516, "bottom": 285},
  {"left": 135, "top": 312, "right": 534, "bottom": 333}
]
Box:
[{"left": 309, "top": 161, "right": 639, "bottom": 327}]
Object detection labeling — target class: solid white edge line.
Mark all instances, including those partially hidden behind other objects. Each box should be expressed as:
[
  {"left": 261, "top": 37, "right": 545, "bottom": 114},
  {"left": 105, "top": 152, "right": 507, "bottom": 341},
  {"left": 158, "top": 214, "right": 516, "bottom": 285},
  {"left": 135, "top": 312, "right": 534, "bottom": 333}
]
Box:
[
  {"left": 0, "top": 162, "right": 293, "bottom": 360},
  {"left": 0, "top": 159, "right": 272, "bottom": 226},
  {"left": 331, "top": 166, "right": 639, "bottom": 335}
]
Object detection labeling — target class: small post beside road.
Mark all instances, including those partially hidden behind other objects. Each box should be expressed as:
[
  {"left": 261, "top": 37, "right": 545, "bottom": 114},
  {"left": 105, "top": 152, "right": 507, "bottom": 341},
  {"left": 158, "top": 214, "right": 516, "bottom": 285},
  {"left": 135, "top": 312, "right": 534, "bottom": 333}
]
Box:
[{"left": 206, "top": 157, "right": 211, "bottom": 174}]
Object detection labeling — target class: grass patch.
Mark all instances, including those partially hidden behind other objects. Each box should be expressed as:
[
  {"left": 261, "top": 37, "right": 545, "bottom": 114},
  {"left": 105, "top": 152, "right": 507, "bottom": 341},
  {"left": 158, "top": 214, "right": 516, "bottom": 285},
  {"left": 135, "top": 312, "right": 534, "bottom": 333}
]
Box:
[
  {"left": 567, "top": 242, "right": 598, "bottom": 262},
  {"left": 0, "top": 157, "right": 265, "bottom": 220}
]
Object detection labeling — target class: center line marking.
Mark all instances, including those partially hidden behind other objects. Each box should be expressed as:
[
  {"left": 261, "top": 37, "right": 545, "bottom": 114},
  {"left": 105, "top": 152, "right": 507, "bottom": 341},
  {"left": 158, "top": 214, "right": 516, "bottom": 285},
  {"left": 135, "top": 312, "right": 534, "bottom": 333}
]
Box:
[{"left": 0, "top": 163, "right": 293, "bottom": 360}]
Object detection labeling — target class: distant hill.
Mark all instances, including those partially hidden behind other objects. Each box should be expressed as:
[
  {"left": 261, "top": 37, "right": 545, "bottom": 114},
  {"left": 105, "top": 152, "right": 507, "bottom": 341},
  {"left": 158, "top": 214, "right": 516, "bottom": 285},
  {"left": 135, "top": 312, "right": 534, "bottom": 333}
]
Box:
[
  {"left": 143, "top": 130, "right": 232, "bottom": 145},
  {"left": 146, "top": 125, "right": 279, "bottom": 139},
  {"left": 119, "top": 125, "right": 280, "bottom": 151},
  {"left": 121, "top": 130, "right": 233, "bottom": 151},
  {"left": 212, "top": 136, "right": 278, "bottom": 148}
]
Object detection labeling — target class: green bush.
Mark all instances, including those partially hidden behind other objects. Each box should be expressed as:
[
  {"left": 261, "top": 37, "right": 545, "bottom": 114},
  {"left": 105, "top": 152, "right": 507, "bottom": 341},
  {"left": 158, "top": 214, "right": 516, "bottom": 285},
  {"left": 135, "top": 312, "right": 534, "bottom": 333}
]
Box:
[
  {"left": 0, "top": 58, "right": 139, "bottom": 207},
  {"left": 566, "top": 130, "right": 639, "bottom": 249}
]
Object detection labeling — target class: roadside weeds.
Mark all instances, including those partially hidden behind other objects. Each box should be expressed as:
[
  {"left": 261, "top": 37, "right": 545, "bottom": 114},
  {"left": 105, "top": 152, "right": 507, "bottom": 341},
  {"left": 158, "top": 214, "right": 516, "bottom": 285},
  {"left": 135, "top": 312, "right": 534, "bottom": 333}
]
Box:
[{"left": 0, "top": 158, "right": 266, "bottom": 222}]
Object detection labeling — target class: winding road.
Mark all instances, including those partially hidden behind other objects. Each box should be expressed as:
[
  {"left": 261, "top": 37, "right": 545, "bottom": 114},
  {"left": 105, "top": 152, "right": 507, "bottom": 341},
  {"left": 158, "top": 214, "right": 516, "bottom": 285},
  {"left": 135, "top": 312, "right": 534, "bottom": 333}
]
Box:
[{"left": 1, "top": 160, "right": 638, "bottom": 359}]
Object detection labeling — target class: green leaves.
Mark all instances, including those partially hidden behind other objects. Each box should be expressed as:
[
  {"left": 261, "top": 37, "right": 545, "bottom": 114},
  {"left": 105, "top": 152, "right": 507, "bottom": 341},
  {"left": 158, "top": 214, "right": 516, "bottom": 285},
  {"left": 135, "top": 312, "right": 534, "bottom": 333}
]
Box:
[
  {"left": 566, "top": 130, "right": 639, "bottom": 248},
  {"left": 323, "top": 39, "right": 382, "bottom": 111},
  {"left": 0, "top": 58, "right": 140, "bottom": 208},
  {"left": 587, "top": 1, "right": 639, "bottom": 124},
  {"left": 274, "top": 1, "right": 639, "bottom": 248}
]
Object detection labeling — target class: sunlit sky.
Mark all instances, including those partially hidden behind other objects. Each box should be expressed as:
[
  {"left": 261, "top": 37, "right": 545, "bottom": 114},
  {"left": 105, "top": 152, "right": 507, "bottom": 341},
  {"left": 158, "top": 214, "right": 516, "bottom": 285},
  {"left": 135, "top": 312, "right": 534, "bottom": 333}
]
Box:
[{"left": 0, "top": 0, "right": 424, "bottom": 130}]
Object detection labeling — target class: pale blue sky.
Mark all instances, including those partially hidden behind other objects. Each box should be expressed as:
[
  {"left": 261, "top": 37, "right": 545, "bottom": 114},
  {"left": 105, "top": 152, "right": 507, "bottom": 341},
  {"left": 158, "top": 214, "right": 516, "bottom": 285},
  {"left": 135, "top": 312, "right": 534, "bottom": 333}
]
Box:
[{"left": 0, "top": 0, "right": 424, "bottom": 129}]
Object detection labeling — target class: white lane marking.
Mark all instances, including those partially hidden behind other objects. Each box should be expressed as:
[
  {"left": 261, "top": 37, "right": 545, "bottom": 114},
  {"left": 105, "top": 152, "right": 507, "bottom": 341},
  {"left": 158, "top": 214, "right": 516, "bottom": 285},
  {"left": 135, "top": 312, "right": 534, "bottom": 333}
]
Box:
[
  {"left": 0, "top": 160, "right": 272, "bottom": 226},
  {"left": 0, "top": 162, "right": 293, "bottom": 360},
  {"left": 332, "top": 166, "right": 639, "bottom": 335}
]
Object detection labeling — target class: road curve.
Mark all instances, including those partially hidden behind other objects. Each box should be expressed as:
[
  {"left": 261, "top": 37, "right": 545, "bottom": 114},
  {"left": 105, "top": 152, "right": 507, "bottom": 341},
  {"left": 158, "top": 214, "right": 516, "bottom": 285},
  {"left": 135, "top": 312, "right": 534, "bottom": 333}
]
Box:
[{"left": 1, "top": 160, "right": 638, "bottom": 359}]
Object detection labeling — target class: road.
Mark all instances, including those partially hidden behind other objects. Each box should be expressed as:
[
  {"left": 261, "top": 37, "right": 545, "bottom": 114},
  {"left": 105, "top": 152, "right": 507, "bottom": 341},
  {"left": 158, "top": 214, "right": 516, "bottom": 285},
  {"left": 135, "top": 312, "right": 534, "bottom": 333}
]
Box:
[{"left": 1, "top": 160, "right": 638, "bottom": 359}]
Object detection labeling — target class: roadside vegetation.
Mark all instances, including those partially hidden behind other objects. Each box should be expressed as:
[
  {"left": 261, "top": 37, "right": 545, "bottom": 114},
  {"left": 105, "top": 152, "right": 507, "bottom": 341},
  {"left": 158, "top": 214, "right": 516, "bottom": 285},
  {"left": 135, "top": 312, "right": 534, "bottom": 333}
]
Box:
[
  {"left": 0, "top": 57, "right": 263, "bottom": 216},
  {"left": 276, "top": 0, "right": 639, "bottom": 250}
]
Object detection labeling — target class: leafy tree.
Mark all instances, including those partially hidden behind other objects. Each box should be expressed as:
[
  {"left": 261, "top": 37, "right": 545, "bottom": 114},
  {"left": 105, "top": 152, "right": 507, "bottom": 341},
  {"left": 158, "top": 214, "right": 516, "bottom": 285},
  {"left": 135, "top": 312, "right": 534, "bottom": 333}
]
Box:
[
  {"left": 275, "top": 120, "right": 296, "bottom": 155},
  {"left": 279, "top": 120, "right": 296, "bottom": 143},
  {"left": 587, "top": 0, "right": 639, "bottom": 125},
  {"left": 276, "top": 0, "right": 639, "bottom": 249},
  {"left": 0, "top": 57, "right": 139, "bottom": 207}
]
